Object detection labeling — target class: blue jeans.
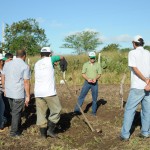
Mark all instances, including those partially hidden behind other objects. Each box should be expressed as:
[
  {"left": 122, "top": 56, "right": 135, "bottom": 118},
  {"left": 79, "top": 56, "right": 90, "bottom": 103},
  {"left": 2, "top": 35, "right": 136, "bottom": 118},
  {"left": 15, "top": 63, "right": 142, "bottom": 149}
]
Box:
[
  {"left": 121, "top": 88, "right": 150, "bottom": 139},
  {"left": 74, "top": 80, "right": 98, "bottom": 115}
]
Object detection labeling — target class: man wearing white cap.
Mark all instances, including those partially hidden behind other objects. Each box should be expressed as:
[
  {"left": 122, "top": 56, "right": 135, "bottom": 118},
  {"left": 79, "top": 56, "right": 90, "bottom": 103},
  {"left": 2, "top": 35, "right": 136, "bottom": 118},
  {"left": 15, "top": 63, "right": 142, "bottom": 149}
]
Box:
[
  {"left": 120, "top": 35, "right": 150, "bottom": 140},
  {"left": 74, "top": 51, "right": 102, "bottom": 116},
  {"left": 34, "top": 47, "right": 63, "bottom": 138}
]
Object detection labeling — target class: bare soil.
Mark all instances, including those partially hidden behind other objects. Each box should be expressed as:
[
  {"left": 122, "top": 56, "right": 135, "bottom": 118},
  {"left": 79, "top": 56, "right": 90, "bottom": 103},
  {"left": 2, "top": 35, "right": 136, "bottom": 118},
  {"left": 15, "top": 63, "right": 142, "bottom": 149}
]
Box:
[{"left": 0, "top": 84, "right": 150, "bottom": 150}]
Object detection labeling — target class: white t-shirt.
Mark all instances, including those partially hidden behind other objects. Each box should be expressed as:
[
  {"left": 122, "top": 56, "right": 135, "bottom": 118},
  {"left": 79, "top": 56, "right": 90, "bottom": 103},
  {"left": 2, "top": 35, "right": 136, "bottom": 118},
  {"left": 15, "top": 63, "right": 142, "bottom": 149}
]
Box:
[
  {"left": 34, "top": 57, "right": 56, "bottom": 97},
  {"left": 128, "top": 46, "right": 150, "bottom": 89}
]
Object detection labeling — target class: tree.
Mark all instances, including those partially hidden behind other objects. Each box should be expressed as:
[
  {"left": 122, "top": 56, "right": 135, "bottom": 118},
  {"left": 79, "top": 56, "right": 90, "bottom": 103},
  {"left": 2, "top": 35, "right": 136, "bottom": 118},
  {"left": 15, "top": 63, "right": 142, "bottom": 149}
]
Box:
[
  {"left": 101, "top": 44, "right": 120, "bottom": 52},
  {"left": 4, "top": 18, "right": 49, "bottom": 55},
  {"left": 120, "top": 48, "right": 131, "bottom": 52},
  {"left": 61, "top": 30, "right": 102, "bottom": 54},
  {"left": 144, "top": 45, "right": 150, "bottom": 51}
]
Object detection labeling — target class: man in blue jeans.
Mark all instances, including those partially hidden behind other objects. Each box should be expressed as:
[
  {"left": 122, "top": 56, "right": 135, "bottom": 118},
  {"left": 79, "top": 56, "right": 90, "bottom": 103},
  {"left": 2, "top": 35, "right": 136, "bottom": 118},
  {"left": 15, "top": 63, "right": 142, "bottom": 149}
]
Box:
[
  {"left": 120, "top": 35, "right": 150, "bottom": 141},
  {"left": 74, "top": 51, "right": 101, "bottom": 116}
]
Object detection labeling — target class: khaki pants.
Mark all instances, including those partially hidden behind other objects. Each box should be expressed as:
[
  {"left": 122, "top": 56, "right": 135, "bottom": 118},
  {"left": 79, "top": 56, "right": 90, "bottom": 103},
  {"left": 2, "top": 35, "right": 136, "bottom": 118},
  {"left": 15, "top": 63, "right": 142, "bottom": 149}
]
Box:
[{"left": 36, "top": 95, "right": 62, "bottom": 128}]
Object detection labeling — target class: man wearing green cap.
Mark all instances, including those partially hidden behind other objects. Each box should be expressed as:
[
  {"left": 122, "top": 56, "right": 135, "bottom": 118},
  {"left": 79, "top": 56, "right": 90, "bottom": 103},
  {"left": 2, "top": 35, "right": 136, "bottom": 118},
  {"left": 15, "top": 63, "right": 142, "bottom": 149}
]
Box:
[{"left": 74, "top": 51, "right": 102, "bottom": 116}]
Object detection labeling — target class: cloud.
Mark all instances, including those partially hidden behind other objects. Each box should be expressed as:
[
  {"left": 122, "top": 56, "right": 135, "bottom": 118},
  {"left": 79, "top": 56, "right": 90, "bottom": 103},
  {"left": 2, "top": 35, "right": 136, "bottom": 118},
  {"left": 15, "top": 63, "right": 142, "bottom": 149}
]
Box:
[
  {"left": 101, "top": 34, "right": 133, "bottom": 43},
  {"left": 36, "top": 17, "right": 45, "bottom": 23},
  {"left": 49, "top": 20, "right": 64, "bottom": 28},
  {"left": 66, "top": 28, "right": 98, "bottom": 36}
]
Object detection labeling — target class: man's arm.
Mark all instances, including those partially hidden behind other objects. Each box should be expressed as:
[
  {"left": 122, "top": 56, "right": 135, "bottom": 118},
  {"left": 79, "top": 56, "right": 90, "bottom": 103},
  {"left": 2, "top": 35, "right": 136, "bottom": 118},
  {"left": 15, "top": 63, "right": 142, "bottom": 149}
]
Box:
[
  {"left": 132, "top": 67, "right": 149, "bottom": 84},
  {"left": 1, "top": 74, "right": 5, "bottom": 95},
  {"left": 93, "top": 74, "right": 101, "bottom": 83},
  {"left": 24, "top": 79, "right": 30, "bottom": 107}
]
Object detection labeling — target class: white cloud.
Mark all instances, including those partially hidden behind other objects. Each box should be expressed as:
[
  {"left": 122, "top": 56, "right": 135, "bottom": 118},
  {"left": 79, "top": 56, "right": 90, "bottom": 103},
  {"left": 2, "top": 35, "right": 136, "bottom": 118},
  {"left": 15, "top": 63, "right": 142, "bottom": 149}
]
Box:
[
  {"left": 36, "top": 17, "right": 45, "bottom": 23},
  {"left": 49, "top": 20, "right": 63, "bottom": 28},
  {"left": 101, "top": 34, "right": 133, "bottom": 43}
]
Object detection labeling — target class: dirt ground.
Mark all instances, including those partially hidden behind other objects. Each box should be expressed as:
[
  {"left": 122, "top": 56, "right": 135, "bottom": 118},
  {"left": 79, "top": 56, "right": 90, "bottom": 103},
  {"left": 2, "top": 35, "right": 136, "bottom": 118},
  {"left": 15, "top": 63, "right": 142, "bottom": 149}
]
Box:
[{"left": 0, "top": 84, "right": 150, "bottom": 150}]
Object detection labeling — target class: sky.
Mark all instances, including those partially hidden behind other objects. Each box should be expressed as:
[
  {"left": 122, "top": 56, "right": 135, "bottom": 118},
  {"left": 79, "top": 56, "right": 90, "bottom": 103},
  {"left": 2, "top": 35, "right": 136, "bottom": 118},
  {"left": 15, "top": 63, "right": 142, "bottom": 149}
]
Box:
[{"left": 0, "top": 0, "right": 150, "bottom": 54}]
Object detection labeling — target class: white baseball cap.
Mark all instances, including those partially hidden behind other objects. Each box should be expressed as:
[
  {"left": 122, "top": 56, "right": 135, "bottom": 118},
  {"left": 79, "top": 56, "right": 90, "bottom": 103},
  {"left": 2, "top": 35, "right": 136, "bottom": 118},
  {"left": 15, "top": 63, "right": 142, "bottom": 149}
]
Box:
[
  {"left": 133, "top": 35, "right": 143, "bottom": 43},
  {"left": 88, "top": 51, "right": 96, "bottom": 58},
  {"left": 41, "top": 47, "right": 51, "bottom": 53}
]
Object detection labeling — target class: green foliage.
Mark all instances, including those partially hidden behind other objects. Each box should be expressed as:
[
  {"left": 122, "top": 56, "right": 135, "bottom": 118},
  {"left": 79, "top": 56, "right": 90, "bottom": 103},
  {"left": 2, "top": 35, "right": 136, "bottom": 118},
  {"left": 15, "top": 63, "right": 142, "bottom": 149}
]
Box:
[
  {"left": 101, "top": 51, "right": 128, "bottom": 74},
  {"left": 144, "top": 45, "right": 150, "bottom": 51},
  {"left": 4, "top": 18, "right": 49, "bottom": 55},
  {"left": 120, "top": 47, "right": 131, "bottom": 52},
  {"left": 61, "top": 30, "right": 102, "bottom": 54},
  {"left": 101, "top": 43, "right": 120, "bottom": 52}
]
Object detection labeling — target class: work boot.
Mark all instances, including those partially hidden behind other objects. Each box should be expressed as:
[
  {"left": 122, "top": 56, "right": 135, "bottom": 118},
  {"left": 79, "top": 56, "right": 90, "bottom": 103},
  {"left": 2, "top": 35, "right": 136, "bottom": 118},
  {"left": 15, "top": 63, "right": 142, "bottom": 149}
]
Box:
[
  {"left": 40, "top": 128, "right": 47, "bottom": 139},
  {"left": 47, "top": 121, "right": 57, "bottom": 138}
]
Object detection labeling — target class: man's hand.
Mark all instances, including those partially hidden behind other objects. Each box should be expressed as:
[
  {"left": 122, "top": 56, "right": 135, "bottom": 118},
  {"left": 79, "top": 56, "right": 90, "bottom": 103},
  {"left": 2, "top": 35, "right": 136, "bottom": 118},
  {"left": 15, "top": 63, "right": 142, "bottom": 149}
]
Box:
[
  {"left": 144, "top": 85, "right": 150, "bottom": 91},
  {"left": 92, "top": 79, "right": 96, "bottom": 83},
  {"left": 144, "top": 78, "right": 150, "bottom": 91},
  {"left": 25, "top": 96, "right": 30, "bottom": 107},
  {"left": 87, "top": 79, "right": 93, "bottom": 83}
]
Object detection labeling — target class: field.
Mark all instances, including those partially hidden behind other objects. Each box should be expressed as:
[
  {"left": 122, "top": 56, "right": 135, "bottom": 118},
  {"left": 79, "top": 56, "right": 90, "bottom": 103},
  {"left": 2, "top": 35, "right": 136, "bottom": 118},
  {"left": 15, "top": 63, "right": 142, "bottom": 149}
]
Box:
[
  {"left": 0, "top": 52, "right": 150, "bottom": 150},
  {"left": 0, "top": 83, "right": 149, "bottom": 150}
]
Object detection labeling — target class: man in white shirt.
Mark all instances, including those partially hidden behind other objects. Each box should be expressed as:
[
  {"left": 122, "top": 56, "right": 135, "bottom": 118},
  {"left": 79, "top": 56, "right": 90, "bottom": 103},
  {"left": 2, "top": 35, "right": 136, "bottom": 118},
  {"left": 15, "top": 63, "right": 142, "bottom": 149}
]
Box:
[
  {"left": 120, "top": 35, "right": 150, "bottom": 141},
  {"left": 34, "top": 47, "right": 62, "bottom": 138}
]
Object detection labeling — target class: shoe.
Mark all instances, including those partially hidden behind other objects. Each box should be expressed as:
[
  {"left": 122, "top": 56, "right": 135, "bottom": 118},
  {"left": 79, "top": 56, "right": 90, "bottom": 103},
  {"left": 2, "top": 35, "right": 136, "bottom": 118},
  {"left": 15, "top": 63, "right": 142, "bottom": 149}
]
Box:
[
  {"left": 139, "top": 133, "right": 150, "bottom": 139},
  {"left": 39, "top": 128, "right": 47, "bottom": 139},
  {"left": 120, "top": 136, "right": 129, "bottom": 141},
  {"left": 47, "top": 121, "right": 57, "bottom": 138}
]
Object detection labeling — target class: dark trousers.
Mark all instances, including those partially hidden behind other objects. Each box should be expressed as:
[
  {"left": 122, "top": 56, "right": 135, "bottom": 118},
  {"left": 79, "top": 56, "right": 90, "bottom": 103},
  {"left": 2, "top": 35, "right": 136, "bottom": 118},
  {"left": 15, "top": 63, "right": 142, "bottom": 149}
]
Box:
[
  {"left": 0, "top": 93, "right": 5, "bottom": 128},
  {"left": 8, "top": 98, "right": 24, "bottom": 135}
]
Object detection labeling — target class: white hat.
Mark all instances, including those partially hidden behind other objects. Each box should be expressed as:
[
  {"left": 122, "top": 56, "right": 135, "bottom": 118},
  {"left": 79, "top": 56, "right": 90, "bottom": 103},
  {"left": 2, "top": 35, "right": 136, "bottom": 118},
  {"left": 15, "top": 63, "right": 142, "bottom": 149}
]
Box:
[
  {"left": 0, "top": 54, "right": 4, "bottom": 60},
  {"left": 41, "top": 47, "right": 51, "bottom": 53},
  {"left": 88, "top": 51, "right": 96, "bottom": 58},
  {"left": 133, "top": 35, "right": 143, "bottom": 43}
]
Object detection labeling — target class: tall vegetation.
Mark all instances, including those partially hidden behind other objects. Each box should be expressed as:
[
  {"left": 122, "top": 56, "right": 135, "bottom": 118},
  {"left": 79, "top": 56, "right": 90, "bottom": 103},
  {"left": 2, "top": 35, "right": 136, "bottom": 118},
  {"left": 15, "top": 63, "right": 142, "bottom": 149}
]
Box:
[
  {"left": 3, "top": 18, "right": 49, "bottom": 55},
  {"left": 61, "top": 30, "right": 102, "bottom": 54}
]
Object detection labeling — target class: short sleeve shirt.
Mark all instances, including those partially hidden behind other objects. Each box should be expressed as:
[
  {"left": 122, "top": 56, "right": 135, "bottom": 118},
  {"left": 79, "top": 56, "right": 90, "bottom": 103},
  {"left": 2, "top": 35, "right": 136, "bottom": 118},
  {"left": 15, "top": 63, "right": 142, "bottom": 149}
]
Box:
[
  {"left": 2, "top": 58, "right": 30, "bottom": 99},
  {"left": 82, "top": 61, "right": 102, "bottom": 79},
  {"left": 128, "top": 46, "right": 150, "bottom": 89},
  {"left": 51, "top": 56, "right": 60, "bottom": 64}
]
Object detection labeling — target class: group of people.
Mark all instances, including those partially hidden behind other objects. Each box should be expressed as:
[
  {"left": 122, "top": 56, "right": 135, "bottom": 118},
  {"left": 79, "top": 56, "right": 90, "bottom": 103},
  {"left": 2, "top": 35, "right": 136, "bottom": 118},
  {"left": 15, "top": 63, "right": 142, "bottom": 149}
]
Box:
[
  {"left": 0, "top": 35, "right": 150, "bottom": 141},
  {"left": 0, "top": 47, "right": 66, "bottom": 138}
]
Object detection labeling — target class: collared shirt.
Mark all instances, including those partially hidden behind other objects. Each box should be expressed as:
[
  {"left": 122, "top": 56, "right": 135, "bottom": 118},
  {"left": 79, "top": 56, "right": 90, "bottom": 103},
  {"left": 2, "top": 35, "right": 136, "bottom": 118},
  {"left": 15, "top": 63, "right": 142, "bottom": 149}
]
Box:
[
  {"left": 2, "top": 58, "right": 30, "bottom": 99},
  {"left": 128, "top": 46, "right": 150, "bottom": 89},
  {"left": 82, "top": 61, "right": 102, "bottom": 79}
]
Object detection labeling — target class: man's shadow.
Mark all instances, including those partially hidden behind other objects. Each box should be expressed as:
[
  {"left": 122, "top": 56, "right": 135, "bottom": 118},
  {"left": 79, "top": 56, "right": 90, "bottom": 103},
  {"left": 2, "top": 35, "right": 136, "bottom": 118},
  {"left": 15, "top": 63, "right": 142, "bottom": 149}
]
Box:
[
  {"left": 21, "top": 93, "right": 37, "bottom": 130},
  {"left": 130, "top": 111, "right": 141, "bottom": 135},
  {"left": 84, "top": 98, "right": 107, "bottom": 113},
  {"left": 55, "top": 112, "right": 75, "bottom": 133}
]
